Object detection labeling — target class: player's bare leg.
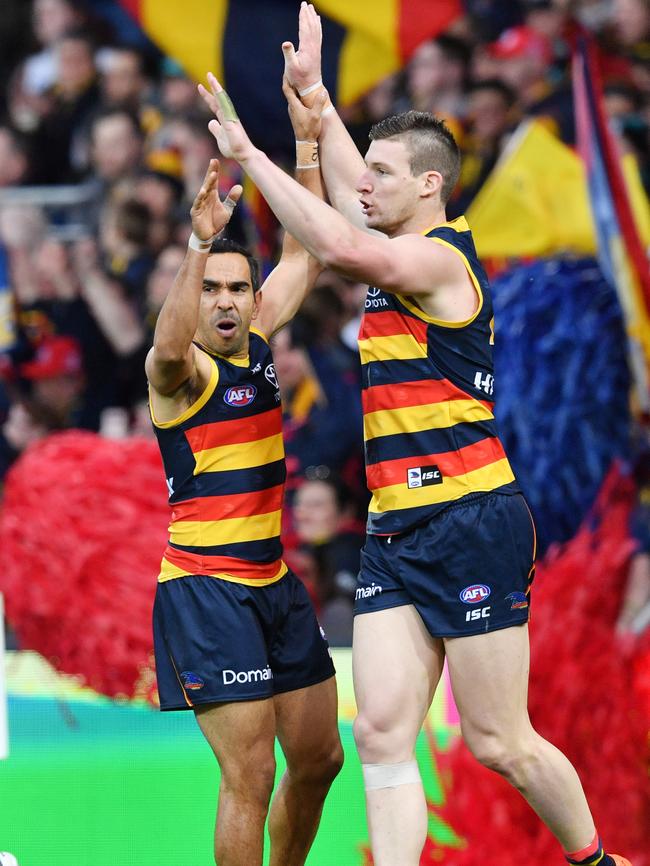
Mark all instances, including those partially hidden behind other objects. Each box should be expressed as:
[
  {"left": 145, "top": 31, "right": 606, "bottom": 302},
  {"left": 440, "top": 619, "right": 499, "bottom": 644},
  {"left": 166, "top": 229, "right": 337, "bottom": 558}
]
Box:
[
  {"left": 195, "top": 699, "right": 277, "bottom": 866},
  {"left": 445, "top": 623, "right": 597, "bottom": 852},
  {"left": 268, "top": 678, "right": 343, "bottom": 866},
  {"left": 352, "top": 606, "right": 445, "bottom": 866}
]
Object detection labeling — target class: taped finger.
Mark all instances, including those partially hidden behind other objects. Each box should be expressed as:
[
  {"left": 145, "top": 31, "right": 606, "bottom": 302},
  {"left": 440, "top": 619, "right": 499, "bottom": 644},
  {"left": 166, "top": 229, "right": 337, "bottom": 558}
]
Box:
[{"left": 216, "top": 90, "right": 239, "bottom": 122}]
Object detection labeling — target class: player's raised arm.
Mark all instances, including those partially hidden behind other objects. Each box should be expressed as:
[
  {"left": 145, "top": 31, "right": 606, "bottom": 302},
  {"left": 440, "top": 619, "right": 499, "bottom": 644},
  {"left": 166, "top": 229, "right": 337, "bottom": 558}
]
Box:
[
  {"left": 198, "top": 76, "right": 466, "bottom": 302},
  {"left": 255, "top": 77, "right": 329, "bottom": 338},
  {"left": 282, "top": 2, "right": 370, "bottom": 231},
  {"left": 145, "top": 159, "right": 241, "bottom": 396}
]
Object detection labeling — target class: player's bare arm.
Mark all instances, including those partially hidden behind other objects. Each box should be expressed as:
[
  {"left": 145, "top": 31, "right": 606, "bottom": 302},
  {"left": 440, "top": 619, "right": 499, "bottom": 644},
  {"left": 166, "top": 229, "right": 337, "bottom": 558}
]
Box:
[
  {"left": 255, "top": 77, "right": 328, "bottom": 338},
  {"left": 145, "top": 159, "right": 241, "bottom": 416},
  {"left": 282, "top": 2, "right": 371, "bottom": 231},
  {"left": 198, "top": 76, "right": 474, "bottom": 319}
]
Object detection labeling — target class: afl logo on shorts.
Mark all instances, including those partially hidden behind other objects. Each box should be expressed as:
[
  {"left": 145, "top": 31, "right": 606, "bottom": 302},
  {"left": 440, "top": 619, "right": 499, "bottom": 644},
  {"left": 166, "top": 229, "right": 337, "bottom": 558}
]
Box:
[
  {"left": 224, "top": 385, "right": 257, "bottom": 407},
  {"left": 460, "top": 584, "right": 491, "bottom": 604}
]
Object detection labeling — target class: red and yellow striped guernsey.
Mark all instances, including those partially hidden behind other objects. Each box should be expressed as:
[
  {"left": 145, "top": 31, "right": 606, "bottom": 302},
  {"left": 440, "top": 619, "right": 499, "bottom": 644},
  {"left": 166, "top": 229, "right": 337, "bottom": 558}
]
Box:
[
  {"left": 151, "top": 329, "right": 287, "bottom": 585},
  {"left": 359, "top": 216, "right": 518, "bottom": 535}
]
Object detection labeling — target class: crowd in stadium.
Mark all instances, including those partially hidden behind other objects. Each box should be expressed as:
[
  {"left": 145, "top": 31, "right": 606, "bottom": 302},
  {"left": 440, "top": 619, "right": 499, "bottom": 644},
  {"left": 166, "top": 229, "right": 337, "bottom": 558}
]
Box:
[{"left": 0, "top": 0, "right": 649, "bottom": 645}]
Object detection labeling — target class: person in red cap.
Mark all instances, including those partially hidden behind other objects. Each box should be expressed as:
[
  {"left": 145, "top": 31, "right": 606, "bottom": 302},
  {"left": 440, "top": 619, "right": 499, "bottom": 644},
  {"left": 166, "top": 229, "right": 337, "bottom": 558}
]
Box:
[{"left": 20, "top": 334, "right": 85, "bottom": 426}]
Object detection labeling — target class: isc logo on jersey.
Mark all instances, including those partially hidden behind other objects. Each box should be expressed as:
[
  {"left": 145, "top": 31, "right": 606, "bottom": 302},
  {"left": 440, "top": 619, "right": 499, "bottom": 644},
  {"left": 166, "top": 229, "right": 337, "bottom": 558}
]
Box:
[
  {"left": 407, "top": 466, "right": 443, "bottom": 489},
  {"left": 459, "top": 584, "right": 491, "bottom": 604},
  {"left": 224, "top": 385, "right": 257, "bottom": 407}
]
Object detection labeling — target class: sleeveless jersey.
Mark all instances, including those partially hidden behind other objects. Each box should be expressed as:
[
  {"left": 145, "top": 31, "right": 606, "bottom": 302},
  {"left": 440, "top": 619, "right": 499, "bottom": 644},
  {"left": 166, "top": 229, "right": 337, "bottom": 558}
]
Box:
[
  {"left": 358, "top": 216, "right": 518, "bottom": 535},
  {"left": 151, "top": 328, "right": 287, "bottom": 585}
]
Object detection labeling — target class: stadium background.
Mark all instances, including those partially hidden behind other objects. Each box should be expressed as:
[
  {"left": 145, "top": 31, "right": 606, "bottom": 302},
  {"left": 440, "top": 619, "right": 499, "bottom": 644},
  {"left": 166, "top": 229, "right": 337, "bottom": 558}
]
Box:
[{"left": 0, "top": 0, "right": 649, "bottom": 863}]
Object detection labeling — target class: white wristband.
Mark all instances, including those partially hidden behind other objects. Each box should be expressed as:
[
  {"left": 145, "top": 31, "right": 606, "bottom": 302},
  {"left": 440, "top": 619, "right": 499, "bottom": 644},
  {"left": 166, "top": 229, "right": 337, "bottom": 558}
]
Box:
[
  {"left": 298, "top": 79, "right": 323, "bottom": 97},
  {"left": 188, "top": 232, "right": 215, "bottom": 253}
]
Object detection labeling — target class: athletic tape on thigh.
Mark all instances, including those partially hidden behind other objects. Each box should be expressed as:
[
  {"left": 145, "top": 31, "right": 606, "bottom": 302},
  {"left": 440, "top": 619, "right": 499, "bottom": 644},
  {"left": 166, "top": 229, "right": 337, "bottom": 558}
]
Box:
[{"left": 362, "top": 760, "right": 421, "bottom": 791}]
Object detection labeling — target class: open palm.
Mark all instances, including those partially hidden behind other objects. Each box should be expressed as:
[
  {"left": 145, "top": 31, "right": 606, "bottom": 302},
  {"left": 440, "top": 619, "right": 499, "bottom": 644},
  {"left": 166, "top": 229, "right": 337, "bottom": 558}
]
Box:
[
  {"left": 190, "top": 159, "right": 242, "bottom": 239},
  {"left": 282, "top": 2, "right": 322, "bottom": 92}
]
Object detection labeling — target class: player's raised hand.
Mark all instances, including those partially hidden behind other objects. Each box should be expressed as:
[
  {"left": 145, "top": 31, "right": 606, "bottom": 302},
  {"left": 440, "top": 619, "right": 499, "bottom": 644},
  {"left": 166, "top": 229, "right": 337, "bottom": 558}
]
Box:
[
  {"left": 197, "top": 73, "right": 255, "bottom": 163},
  {"left": 282, "top": 2, "right": 323, "bottom": 93},
  {"left": 190, "top": 158, "right": 242, "bottom": 239},
  {"left": 282, "top": 75, "right": 329, "bottom": 142}
]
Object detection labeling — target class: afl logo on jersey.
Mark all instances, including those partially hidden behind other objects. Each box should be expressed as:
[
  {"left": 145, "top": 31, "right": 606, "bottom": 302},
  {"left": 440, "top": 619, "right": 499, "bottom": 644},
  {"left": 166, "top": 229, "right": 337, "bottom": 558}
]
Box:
[
  {"left": 460, "top": 584, "right": 491, "bottom": 604},
  {"left": 224, "top": 385, "right": 257, "bottom": 407}
]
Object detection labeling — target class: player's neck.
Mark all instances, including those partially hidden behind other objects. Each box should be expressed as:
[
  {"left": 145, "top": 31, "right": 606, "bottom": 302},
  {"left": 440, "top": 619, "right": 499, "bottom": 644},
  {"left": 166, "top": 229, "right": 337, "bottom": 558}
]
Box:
[{"left": 390, "top": 206, "right": 448, "bottom": 238}]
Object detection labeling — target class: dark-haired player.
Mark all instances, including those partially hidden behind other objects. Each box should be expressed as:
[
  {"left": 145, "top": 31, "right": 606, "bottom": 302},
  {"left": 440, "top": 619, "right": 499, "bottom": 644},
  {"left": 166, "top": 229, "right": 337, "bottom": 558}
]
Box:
[
  {"left": 147, "top": 143, "right": 342, "bottom": 866},
  {"left": 196, "top": 4, "right": 633, "bottom": 866}
]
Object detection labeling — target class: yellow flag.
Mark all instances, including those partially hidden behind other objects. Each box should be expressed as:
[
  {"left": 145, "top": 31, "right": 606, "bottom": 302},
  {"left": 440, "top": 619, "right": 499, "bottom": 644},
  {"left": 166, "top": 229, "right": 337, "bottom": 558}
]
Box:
[{"left": 467, "top": 120, "right": 650, "bottom": 258}]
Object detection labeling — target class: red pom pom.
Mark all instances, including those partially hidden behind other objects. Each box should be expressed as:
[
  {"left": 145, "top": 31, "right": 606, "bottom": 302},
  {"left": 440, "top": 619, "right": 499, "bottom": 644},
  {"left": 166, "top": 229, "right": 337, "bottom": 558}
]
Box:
[{"left": 0, "top": 431, "right": 169, "bottom": 703}]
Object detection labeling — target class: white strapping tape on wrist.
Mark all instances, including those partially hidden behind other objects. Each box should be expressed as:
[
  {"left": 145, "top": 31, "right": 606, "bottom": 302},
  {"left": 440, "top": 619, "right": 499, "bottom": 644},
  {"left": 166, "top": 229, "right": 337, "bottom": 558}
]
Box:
[
  {"left": 188, "top": 232, "right": 215, "bottom": 253},
  {"left": 298, "top": 79, "right": 323, "bottom": 97},
  {"left": 362, "top": 761, "right": 421, "bottom": 791},
  {"left": 321, "top": 104, "right": 335, "bottom": 118}
]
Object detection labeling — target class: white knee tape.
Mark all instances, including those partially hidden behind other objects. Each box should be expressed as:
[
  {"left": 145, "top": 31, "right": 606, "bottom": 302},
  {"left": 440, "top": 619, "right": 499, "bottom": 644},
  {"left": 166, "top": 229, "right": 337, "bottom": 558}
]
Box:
[{"left": 362, "top": 761, "right": 421, "bottom": 791}]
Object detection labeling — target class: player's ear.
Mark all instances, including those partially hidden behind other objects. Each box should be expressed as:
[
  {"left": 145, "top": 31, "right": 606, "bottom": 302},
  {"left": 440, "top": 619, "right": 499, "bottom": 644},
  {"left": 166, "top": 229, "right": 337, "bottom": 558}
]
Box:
[
  {"left": 251, "top": 288, "right": 261, "bottom": 320},
  {"left": 421, "top": 170, "right": 443, "bottom": 200}
]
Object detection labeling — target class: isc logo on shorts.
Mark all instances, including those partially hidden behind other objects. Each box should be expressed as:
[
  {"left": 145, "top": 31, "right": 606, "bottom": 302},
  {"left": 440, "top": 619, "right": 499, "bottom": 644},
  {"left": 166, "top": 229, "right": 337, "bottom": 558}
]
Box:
[
  {"left": 224, "top": 385, "right": 257, "bottom": 407},
  {"left": 459, "top": 584, "right": 491, "bottom": 604},
  {"left": 407, "top": 465, "right": 443, "bottom": 489}
]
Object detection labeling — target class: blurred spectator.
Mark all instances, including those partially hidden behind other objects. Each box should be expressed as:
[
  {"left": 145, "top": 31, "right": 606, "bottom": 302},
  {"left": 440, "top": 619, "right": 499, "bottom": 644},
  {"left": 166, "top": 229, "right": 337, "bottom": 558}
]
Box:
[
  {"left": 89, "top": 108, "right": 144, "bottom": 192},
  {"left": 159, "top": 57, "right": 202, "bottom": 116},
  {"left": 99, "top": 197, "right": 154, "bottom": 312},
  {"left": 486, "top": 20, "right": 574, "bottom": 139},
  {"left": 273, "top": 324, "right": 362, "bottom": 481},
  {"left": 612, "top": 0, "right": 650, "bottom": 48},
  {"left": 0, "top": 1, "right": 31, "bottom": 118},
  {"left": 523, "top": 0, "right": 570, "bottom": 65},
  {"left": 97, "top": 45, "right": 150, "bottom": 111},
  {"left": 404, "top": 35, "right": 470, "bottom": 133},
  {"left": 144, "top": 242, "right": 185, "bottom": 330},
  {"left": 292, "top": 473, "right": 365, "bottom": 646},
  {"left": 134, "top": 156, "right": 184, "bottom": 252},
  {"left": 31, "top": 29, "right": 100, "bottom": 183},
  {"left": 0, "top": 396, "right": 64, "bottom": 481},
  {"left": 19, "top": 0, "right": 83, "bottom": 99},
  {"left": 0, "top": 127, "right": 32, "bottom": 187},
  {"left": 450, "top": 78, "right": 519, "bottom": 216},
  {"left": 464, "top": 0, "right": 522, "bottom": 42},
  {"left": 19, "top": 334, "right": 85, "bottom": 427}
]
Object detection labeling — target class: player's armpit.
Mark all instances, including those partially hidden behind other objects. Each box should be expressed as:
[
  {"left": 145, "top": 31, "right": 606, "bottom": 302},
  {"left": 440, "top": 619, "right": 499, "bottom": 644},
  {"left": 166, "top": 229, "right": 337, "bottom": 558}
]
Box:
[
  {"left": 255, "top": 251, "right": 324, "bottom": 338},
  {"left": 145, "top": 342, "right": 203, "bottom": 399}
]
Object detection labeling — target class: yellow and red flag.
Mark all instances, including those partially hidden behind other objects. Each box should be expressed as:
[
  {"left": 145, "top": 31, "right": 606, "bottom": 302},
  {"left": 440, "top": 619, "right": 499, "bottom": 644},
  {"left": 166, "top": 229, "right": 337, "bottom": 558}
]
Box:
[{"left": 119, "top": 0, "right": 461, "bottom": 147}]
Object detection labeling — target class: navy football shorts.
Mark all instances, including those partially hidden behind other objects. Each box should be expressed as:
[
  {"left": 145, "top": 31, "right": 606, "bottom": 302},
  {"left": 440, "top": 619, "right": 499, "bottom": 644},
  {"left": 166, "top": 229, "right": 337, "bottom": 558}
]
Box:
[
  {"left": 354, "top": 492, "right": 535, "bottom": 638},
  {"left": 153, "top": 568, "right": 335, "bottom": 711}
]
